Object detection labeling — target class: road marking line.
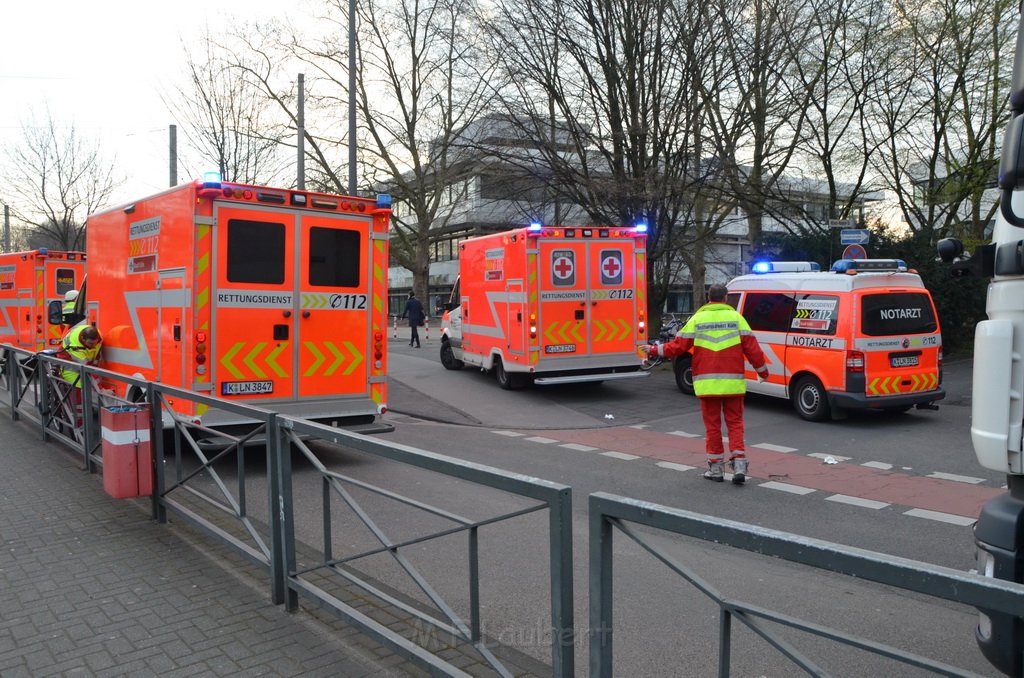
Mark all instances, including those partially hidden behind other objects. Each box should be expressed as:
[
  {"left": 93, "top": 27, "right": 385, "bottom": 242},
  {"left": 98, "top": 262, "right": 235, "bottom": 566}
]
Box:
[
  {"left": 903, "top": 509, "right": 976, "bottom": 526},
  {"left": 926, "top": 472, "right": 986, "bottom": 484},
  {"left": 808, "top": 453, "right": 852, "bottom": 463},
  {"left": 492, "top": 430, "right": 525, "bottom": 437},
  {"left": 656, "top": 462, "right": 696, "bottom": 472},
  {"left": 629, "top": 424, "right": 649, "bottom": 429},
  {"left": 759, "top": 481, "right": 816, "bottom": 495},
  {"left": 751, "top": 443, "right": 798, "bottom": 453},
  {"left": 825, "top": 494, "right": 889, "bottom": 510},
  {"left": 560, "top": 443, "right": 599, "bottom": 452},
  {"left": 862, "top": 461, "right": 893, "bottom": 470},
  {"left": 667, "top": 430, "right": 701, "bottom": 438},
  {"left": 525, "top": 436, "right": 558, "bottom": 444},
  {"left": 601, "top": 451, "right": 640, "bottom": 461}
]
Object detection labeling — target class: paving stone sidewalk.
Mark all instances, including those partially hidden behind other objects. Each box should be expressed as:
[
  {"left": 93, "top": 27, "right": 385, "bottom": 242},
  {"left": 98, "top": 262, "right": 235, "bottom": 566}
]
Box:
[{"left": 0, "top": 412, "right": 418, "bottom": 677}]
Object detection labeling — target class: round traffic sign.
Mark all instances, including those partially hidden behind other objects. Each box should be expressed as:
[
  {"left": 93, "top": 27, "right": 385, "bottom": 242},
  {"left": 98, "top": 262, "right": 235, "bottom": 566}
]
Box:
[{"left": 842, "top": 244, "right": 867, "bottom": 260}]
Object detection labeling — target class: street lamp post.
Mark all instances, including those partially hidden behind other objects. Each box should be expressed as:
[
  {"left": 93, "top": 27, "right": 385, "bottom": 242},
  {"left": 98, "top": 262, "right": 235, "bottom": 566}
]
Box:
[{"left": 349, "top": 0, "right": 357, "bottom": 195}]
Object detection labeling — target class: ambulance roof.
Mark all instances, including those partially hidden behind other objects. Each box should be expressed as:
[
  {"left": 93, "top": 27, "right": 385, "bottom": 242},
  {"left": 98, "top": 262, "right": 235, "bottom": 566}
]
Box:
[{"left": 728, "top": 270, "right": 927, "bottom": 293}]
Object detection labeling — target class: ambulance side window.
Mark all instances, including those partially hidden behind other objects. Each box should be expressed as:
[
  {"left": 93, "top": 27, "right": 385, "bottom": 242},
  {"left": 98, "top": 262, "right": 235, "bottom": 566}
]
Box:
[
  {"left": 309, "top": 227, "right": 360, "bottom": 287},
  {"left": 790, "top": 294, "right": 839, "bottom": 336},
  {"left": 742, "top": 292, "right": 796, "bottom": 332},
  {"left": 726, "top": 292, "right": 740, "bottom": 309},
  {"left": 227, "top": 219, "right": 285, "bottom": 284}
]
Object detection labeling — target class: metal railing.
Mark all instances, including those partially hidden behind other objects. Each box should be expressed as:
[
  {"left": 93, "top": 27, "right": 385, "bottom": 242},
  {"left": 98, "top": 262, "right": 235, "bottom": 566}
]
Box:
[
  {"left": 589, "top": 491, "right": 1024, "bottom": 677},
  {"left": 0, "top": 344, "right": 575, "bottom": 677}
]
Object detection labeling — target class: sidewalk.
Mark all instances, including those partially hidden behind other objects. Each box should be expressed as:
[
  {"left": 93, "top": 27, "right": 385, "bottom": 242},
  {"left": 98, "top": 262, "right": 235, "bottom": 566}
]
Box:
[{"left": 0, "top": 412, "right": 420, "bottom": 677}]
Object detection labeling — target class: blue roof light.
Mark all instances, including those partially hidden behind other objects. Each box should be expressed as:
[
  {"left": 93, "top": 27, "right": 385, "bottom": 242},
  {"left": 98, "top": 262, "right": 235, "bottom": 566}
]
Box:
[
  {"left": 528, "top": 222, "right": 543, "bottom": 232},
  {"left": 752, "top": 261, "right": 772, "bottom": 274},
  {"left": 376, "top": 193, "right": 393, "bottom": 209},
  {"left": 202, "top": 171, "right": 222, "bottom": 189},
  {"left": 634, "top": 221, "right": 648, "bottom": 234}
]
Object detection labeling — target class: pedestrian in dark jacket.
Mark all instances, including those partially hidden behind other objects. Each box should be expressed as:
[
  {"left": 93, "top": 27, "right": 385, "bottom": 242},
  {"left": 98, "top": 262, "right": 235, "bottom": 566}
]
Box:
[{"left": 402, "top": 291, "right": 424, "bottom": 347}]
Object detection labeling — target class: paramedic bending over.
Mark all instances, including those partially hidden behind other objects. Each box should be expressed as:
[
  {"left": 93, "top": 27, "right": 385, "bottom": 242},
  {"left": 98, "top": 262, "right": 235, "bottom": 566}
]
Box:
[
  {"left": 61, "top": 324, "right": 102, "bottom": 389},
  {"left": 644, "top": 283, "right": 769, "bottom": 484}
]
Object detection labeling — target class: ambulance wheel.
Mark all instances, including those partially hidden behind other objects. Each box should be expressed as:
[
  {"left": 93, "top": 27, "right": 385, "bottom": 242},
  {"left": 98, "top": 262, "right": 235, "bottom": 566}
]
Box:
[
  {"left": 494, "top": 358, "right": 524, "bottom": 390},
  {"left": 440, "top": 341, "right": 463, "bottom": 370},
  {"left": 792, "top": 375, "right": 830, "bottom": 422},
  {"left": 673, "top": 355, "right": 695, "bottom": 395}
]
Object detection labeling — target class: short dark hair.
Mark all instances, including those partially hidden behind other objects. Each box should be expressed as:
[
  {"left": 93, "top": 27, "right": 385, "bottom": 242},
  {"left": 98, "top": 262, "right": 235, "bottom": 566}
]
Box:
[
  {"left": 708, "top": 284, "right": 728, "bottom": 302},
  {"left": 408, "top": 291, "right": 415, "bottom": 297},
  {"left": 80, "top": 326, "right": 101, "bottom": 343}
]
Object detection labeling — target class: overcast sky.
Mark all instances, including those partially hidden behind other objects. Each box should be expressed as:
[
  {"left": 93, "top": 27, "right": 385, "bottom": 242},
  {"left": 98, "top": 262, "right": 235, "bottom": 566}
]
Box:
[{"left": 1, "top": 1, "right": 283, "bottom": 207}]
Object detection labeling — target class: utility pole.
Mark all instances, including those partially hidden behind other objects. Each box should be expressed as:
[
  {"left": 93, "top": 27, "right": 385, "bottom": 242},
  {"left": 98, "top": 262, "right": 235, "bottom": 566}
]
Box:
[
  {"left": 169, "top": 125, "right": 178, "bottom": 187},
  {"left": 297, "top": 74, "right": 305, "bottom": 190},
  {"left": 3, "top": 203, "right": 9, "bottom": 253},
  {"left": 348, "top": 0, "right": 357, "bottom": 195}
]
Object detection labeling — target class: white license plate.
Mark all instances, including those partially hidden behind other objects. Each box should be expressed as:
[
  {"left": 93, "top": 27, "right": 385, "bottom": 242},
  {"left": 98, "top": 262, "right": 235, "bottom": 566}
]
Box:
[
  {"left": 544, "top": 344, "right": 576, "bottom": 354},
  {"left": 221, "top": 380, "right": 274, "bottom": 395},
  {"left": 890, "top": 356, "right": 919, "bottom": 368}
]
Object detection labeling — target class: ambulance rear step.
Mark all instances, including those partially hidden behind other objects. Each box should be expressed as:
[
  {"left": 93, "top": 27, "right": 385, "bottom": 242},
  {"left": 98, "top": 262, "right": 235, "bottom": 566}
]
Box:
[{"left": 533, "top": 370, "right": 649, "bottom": 385}]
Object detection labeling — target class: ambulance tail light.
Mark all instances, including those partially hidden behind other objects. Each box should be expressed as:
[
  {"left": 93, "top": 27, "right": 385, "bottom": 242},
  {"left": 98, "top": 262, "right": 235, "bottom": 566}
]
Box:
[
  {"left": 195, "top": 333, "right": 208, "bottom": 367},
  {"left": 373, "top": 331, "right": 384, "bottom": 365},
  {"left": 846, "top": 350, "right": 865, "bottom": 372},
  {"left": 529, "top": 313, "right": 537, "bottom": 339},
  {"left": 638, "top": 312, "right": 646, "bottom": 336}
]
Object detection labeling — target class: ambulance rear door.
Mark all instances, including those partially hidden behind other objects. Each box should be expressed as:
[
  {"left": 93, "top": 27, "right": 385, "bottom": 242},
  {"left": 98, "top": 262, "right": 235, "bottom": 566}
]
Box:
[
  {"left": 584, "top": 237, "right": 638, "bottom": 356},
  {"left": 296, "top": 211, "right": 374, "bottom": 399},
  {"left": 536, "top": 234, "right": 639, "bottom": 357},
  {"left": 786, "top": 293, "right": 844, "bottom": 392},
  {"left": 537, "top": 238, "right": 589, "bottom": 356},
  {"left": 212, "top": 205, "right": 297, "bottom": 401},
  {"left": 856, "top": 290, "right": 941, "bottom": 398},
  {"left": 46, "top": 259, "right": 80, "bottom": 347}
]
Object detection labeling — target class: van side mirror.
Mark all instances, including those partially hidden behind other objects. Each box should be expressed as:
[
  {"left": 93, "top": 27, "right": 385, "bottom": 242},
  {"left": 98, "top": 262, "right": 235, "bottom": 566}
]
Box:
[
  {"left": 999, "top": 115, "right": 1024, "bottom": 227},
  {"left": 47, "top": 300, "right": 63, "bottom": 326}
]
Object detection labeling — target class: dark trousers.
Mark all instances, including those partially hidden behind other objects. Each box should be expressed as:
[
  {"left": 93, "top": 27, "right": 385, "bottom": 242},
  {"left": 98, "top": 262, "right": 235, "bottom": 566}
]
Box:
[{"left": 409, "top": 326, "right": 420, "bottom": 346}]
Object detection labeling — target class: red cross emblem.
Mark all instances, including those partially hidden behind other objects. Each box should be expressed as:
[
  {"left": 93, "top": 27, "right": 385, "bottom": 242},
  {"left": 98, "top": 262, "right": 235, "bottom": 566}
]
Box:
[
  {"left": 553, "top": 256, "right": 574, "bottom": 279},
  {"left": 602, "top": 257, "right": 621, "bottom": 278}
]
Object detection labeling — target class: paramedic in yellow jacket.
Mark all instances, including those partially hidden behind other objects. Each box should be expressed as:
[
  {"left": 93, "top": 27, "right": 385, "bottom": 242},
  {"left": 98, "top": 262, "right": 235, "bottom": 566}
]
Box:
[
  {"left": 645, "top": 284, "right": 769, "bottom": 484},
  {"left": 61, "top": 323, "right": 102, "bottom": 388}
]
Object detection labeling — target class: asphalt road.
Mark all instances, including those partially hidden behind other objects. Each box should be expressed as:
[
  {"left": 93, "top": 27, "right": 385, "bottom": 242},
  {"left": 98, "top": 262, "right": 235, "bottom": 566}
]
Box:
[{"left": 372, "top": 338, "right": 1002, "bottom": 676}]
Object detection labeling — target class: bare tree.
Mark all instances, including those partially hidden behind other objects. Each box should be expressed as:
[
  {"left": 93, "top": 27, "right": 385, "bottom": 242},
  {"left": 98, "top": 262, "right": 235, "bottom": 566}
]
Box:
[
  {"left": 871, "top": 0, "right": 1014, "bottom": 243},
  {"left": 483, "top": 0, "right": 719, "bottom": 317},
  {"left": 2, "top": 108, "right": 119, "bottom": 251},
  {"left": 165, "top": 36, "right": 292, "bottom": 186}
]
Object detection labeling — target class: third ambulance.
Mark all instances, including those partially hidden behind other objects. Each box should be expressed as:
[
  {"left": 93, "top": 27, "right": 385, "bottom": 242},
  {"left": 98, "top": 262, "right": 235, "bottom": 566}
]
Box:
[{"left": 673, "top": 259, "right": 945, "bottom": 421}]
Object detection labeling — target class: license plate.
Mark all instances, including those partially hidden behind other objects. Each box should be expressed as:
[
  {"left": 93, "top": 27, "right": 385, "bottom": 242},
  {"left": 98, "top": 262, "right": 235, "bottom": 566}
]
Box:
[
  {"left": 221, "top": 380, "right": 274, "bottom": 395},
  {"left": 890, "top": 356, "right": 919, "bottom": 368},
  {"left": 544, "top": 344, "right": 576, "bottom": 354}
]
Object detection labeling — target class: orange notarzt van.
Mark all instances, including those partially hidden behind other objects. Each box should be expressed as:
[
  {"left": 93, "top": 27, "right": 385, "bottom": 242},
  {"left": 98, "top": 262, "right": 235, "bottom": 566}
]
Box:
[
  {"left": 672, "top": 259, "right": 945, "bottom": 421},
  {"left": 0, "top": 249, "right": 86, "bottom": 353},
  {"left": 440, "top": 224, "right": 649, "bottom": 388},
  {"left": 80, "top": 178, "right": 392, "bottom": 433}
]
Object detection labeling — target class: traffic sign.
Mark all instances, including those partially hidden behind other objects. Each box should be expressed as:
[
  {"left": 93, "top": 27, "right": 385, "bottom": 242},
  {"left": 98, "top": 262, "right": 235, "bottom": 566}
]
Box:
[
  {"left": 840, "top": 228, "right": 870, "bottom": 245},
  {"left": 843, "top": 244, "right": 867, "bottom": 260},
  {"left": 829, "top": 219, "right": 855, "bottom": 229}
]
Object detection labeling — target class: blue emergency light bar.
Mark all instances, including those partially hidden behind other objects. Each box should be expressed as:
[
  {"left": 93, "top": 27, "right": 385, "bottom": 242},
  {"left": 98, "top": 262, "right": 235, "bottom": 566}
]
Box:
[
  {"left": 376, "top": 193, "right": 393, "bottom": 209},
  {"left": 528, "top": 222, "right": 543, "bottom": 232},
  {"left": 831, "top": 258, "right": 907, "bottom": 273},
  {"left": 751, "top": 261, "right": 821, "bottom": 274},
  {"left": 634, "top": 221, "right": 648, "bottom": 234},
  {"left": 202, "top": 171, "right": 222, "bottom": 189}
]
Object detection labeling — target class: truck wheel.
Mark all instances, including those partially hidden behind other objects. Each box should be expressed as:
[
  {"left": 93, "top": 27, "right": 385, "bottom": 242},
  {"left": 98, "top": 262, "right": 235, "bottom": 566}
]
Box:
[
  {"left": 440, "top": 341, "right": 463, "bottom": 370},
  {"left": 494, "top": 358, "right": 523, "bottom": 390},
  {"left": 673, "top": 355, "right": 695, "bottom": 395},
  {"left": 792, "top": 375, "right": 830, "bottom": 422}
]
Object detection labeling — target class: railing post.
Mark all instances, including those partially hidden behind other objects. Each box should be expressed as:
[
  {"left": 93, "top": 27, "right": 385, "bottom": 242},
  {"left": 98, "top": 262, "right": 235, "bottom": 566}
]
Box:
[
  {"left": 589, "top": 496, "right": 613, "bottom": 678},
  {"left": 81, "top": 367, "right": 96, "bottom": 472},
  {"left": 273, "top": 416, "right": 298, "bottom": 611},
  {"left": 37, "top": 358, "right": 50, "bottom": 442},
  {"left": 8, "top": 350, "right": 20, "bottom": 421},
  {"left": 148, "top": 382, "right": 165, "bottom": 523},
  {"left": 718, "top": 609, "right": 732, "bottom": 678},
  {"left": 549, "top": 485, "right": 575, "bottom": 678}
]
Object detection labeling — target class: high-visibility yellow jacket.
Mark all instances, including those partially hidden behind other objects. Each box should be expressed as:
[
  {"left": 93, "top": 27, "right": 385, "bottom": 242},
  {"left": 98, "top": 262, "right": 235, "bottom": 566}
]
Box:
[
  {"left": 654, "top": 302, "right": 768, "bottom": 396},
  {"left": 61, "top": 323, "right": 102, "bottom": 387}
]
